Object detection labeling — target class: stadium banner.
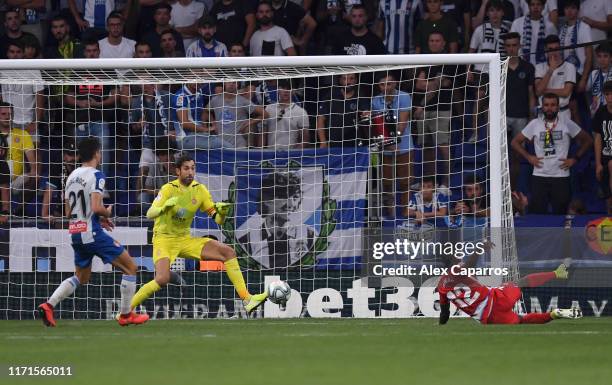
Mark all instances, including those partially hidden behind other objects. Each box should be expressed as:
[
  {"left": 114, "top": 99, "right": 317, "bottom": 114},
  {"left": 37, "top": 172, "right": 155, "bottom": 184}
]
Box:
[
  {"left": 192, "top": 147, "right": 369, "bottom": 269},
  {"left": 1, "top": 272, "right": 610, "bottom": 319}
]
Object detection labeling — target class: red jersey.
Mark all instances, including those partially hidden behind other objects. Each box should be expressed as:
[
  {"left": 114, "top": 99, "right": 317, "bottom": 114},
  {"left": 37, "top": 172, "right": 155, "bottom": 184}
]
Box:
[{"left": 437, "top": 273, "right": 492, "bottom": 322}]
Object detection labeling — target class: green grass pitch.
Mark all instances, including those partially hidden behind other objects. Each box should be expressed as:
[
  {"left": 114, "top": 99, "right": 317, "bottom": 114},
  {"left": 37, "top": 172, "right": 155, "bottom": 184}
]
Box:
[{"left": 1, "top": 318, "right": 611, "bottom": 385}]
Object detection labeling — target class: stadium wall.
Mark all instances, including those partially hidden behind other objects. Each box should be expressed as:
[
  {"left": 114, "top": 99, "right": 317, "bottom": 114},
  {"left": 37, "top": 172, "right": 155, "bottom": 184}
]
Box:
[{"left": 1, "top": 272, "right": 610, "bottom": 320}]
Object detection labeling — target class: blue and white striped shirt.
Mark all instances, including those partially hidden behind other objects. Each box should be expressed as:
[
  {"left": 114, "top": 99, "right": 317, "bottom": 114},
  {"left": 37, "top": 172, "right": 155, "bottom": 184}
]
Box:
[
  {"left": 83, "top": 0, "right": 114, "bottom": 29},
  {"left": 378, "top": 0, "right": 420, "bottom": 54}
]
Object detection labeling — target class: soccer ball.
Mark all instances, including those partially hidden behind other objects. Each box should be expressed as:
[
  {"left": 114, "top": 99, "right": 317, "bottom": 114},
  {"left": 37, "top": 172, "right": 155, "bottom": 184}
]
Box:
[{"left": 268, "top": 280, "right": 291, "bottom": 304}]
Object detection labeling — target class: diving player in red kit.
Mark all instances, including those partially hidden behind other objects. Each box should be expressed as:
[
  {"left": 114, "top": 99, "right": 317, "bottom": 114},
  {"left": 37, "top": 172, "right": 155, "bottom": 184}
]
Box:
[{"left": 438, "top": 257, "right": 583, "bottom": 325}]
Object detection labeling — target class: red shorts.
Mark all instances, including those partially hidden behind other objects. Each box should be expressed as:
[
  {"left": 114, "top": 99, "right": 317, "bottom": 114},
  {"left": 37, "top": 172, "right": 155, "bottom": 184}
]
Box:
[{"left": 484, "top": 283, "right": 522, "bottom": 324}]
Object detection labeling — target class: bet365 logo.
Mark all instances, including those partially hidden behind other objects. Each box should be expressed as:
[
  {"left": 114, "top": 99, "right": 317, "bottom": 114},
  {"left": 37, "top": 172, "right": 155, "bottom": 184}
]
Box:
[{"left": 585, "top": 217, "right": 612, "bottom": 254}]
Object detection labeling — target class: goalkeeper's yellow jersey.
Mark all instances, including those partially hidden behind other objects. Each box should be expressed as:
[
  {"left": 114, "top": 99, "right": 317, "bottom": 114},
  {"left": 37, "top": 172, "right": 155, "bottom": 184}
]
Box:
[{"left": 151, "top": 179, "right": 216, "bottom": 238}]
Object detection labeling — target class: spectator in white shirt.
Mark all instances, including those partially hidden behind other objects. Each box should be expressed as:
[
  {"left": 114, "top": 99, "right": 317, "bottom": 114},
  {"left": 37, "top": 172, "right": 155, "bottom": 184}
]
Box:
[
  {"left": 534, "top": 35, "right": 576, "bottom": 122},
  {"left": 579, "top": 0, "right": 612, "bottom": 43},
  {"left": 510, "top": 0, "right": 556, "bottom": 66},
  {"left": 558, "top": 1, "right": 593, "bottom": 88},
  {"left": 250, "top": 1, "right": 296, "bottom": 56},
  {"left": 0, "top": 42, "right": 45, "bottom": 144},
  {"left": 559, "top": 0, "right": 593, "bottom": 127},
  {"left": 469, "top": 0, "right": 512, "bottom": 73},
  {"left": 587, "top": 43, "right": 612, "bottom": 117},
  {"left": 171, "top": 0, "right": 206, "bottom": 50},
  {"left": 511, "top": 93, "right": 592, "bottom": 214},
  {"left": 98, "top": 12, "right": 136, "bottom": 58},
  {"left": 519, "top": 0, "right": 557, "bottom": 26},
  {"left": 264, "top": 80, "right": 309, "bottom": 149}
]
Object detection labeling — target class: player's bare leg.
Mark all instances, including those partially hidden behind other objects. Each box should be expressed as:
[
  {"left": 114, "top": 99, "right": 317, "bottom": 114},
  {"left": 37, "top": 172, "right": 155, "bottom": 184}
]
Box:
[
  {"left": 38, "top": 266, "right": 91, "bottom": 327},
  {"left": 201, "top": 239, "right": 268, "bottom": 315},
  {"left": 517, "top": 262, "right": 580, "bottom": 323},
  {"left": 518, "top": 262, "right": 569, "bottom": 288},
  {"left": 112, "top": 250, "right": 149, "bottom": 326}
]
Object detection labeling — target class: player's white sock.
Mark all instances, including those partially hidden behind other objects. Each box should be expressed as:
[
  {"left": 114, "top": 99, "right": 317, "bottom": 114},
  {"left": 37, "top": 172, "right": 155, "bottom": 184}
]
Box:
[
  {"left": 48, "top": 276, "right": 80, "bottom": 307},
  {"left": 120, "top": 275, "right": 136, "bottom": 315}
]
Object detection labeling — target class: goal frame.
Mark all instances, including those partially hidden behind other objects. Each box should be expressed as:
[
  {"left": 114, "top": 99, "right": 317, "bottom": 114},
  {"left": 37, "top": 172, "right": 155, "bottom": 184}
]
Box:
[
  {"left": 0, "top": 54, "right": 515, "bottom": 318},
  {"left": 0, "top": 53, "right": 505, "bottom": 231}
]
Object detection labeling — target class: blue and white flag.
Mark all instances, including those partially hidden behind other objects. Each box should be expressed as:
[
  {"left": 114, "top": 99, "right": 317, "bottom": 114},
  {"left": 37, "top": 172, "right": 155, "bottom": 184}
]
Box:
[{"left": 193, "top": 148, "right": 369, "bottom": 270}]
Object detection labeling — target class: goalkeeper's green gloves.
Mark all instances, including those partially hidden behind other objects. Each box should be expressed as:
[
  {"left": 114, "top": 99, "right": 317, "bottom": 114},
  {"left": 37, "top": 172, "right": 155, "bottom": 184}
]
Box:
[
  {"left": 146, "top": 196, "right": 179, "bottom": 220},
  {"left": 213, "top": 202, "right": 230, "bottom": 225},
  {"left": 163, "top": 197, "right": 179, "bottom": 210}
]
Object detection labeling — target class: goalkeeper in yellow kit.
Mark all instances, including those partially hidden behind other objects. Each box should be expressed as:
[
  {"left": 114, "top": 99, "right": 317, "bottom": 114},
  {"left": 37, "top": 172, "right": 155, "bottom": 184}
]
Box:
[{"left": 130, "top": 153, "right": 268, "bottom": 315}]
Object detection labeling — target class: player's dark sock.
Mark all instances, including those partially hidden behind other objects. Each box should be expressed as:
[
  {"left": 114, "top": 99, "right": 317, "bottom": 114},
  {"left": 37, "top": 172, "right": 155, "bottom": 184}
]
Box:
[
  {"left": 520, "top": 272, "right": 556, "bottom": 288},
  {"left": 520, "top": 312, "right": 552, "bottom": 324}
]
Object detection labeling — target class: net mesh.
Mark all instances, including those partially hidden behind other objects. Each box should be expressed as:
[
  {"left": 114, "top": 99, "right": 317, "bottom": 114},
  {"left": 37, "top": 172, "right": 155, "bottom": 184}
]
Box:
[{"left": 0, "top": 56, "right": 515, "bottom": 319}]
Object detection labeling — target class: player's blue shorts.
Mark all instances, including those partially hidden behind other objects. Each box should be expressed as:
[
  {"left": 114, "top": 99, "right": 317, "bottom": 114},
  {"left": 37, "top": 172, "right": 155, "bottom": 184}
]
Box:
[{"left": 72, "top": 232, "right": 124, "bottom": 268}]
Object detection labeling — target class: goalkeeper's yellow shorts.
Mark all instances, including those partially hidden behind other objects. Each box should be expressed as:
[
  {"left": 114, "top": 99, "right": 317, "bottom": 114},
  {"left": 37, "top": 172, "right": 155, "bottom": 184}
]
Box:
[{"left": 152, "top": 236, "right": 214, "bottom": 265}]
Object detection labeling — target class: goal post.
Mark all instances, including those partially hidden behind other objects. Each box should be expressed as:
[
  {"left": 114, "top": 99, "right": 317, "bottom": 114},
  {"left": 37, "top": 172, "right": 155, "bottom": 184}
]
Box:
[{"left": 0, "top": 54, "right": 516, "bottom": 319}]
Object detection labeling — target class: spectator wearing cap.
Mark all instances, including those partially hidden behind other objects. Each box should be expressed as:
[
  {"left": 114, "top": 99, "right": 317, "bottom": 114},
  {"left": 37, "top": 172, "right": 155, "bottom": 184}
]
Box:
[
  {"left": 42, "top": 139, "right": 78, "bottom": 224},
  {"left": 171, "top": 0, "right": 206, "bottom": 50},
  {"left": 0, "top": 9, "right": 40, "bottom": 59},
  {"left": 186, "top": 16, "right": 228, "bottom": 57},
  {"left": 142, "top": 2, "right": 186, "bottom": 57},
  {"left": 98, "top": 12, "right": 136, "bottom": 58}
]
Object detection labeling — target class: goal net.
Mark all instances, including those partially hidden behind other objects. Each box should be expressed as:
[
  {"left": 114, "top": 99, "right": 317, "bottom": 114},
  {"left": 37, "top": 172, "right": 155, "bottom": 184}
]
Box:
[{"left": 0, "top": 55, "right": 515, "bottom": 319}]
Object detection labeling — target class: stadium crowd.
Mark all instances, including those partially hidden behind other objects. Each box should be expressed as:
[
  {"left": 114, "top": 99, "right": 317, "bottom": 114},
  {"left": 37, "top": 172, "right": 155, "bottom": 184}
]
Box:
[{"left": 0, "top": 0, "right": 610, "bottom": 224}]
